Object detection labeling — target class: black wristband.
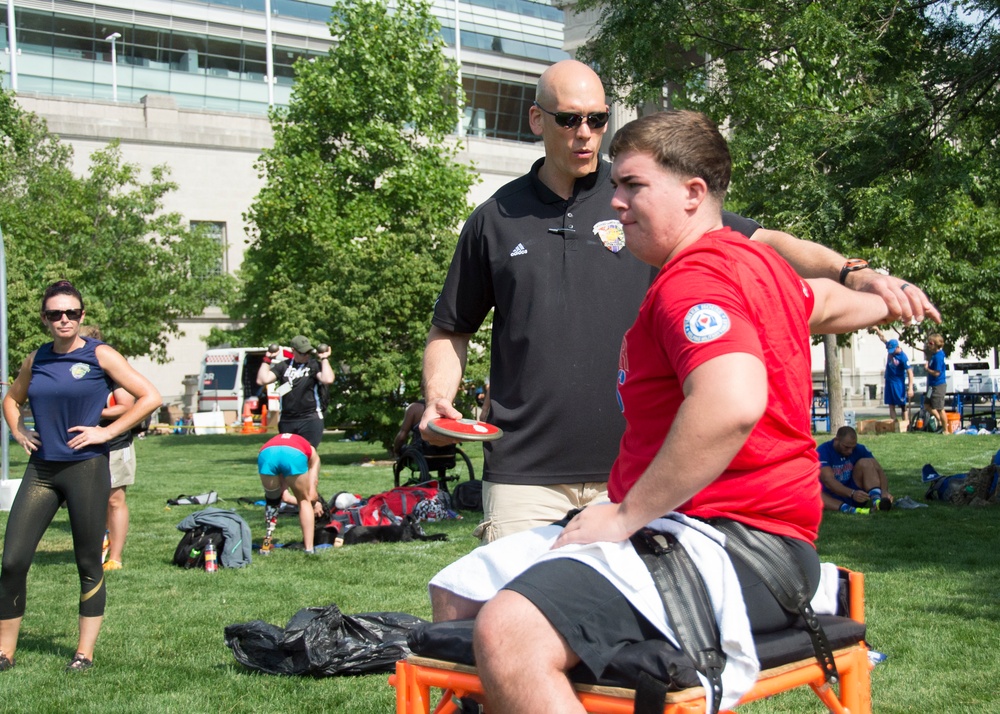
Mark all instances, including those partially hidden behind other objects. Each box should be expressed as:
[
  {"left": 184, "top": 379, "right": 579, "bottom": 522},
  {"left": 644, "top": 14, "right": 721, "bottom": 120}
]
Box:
[{"left": 839, "top": 259, "right": 869, "bottom": 285}]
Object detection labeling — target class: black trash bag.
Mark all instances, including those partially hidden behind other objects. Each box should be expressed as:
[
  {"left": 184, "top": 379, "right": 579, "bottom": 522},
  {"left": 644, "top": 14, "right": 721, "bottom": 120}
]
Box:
[{"left": 225, "top": 603, "right": 427, "bottom": 676}]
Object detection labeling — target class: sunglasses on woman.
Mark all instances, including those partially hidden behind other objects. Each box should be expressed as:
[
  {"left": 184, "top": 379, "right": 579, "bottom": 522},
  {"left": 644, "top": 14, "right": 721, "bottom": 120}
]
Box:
[
  {"left": 44, "top": 309, "right": 83, "bottom": 322},
  {"left": 533, "top": 101, "right": 610, "bottom": 130}
]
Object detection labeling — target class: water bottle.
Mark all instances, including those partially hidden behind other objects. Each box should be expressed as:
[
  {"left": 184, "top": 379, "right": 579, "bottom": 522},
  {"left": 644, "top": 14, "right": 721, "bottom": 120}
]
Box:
[
  {"left": 185, "top": 545, "right": 203, "bottom": 569},
  {"left": 204, "top": 542, "right": 218, "bottom": 573}
]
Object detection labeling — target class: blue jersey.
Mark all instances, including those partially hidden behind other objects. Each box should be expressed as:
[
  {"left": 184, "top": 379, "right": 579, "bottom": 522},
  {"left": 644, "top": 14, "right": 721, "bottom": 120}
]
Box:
[
  {"left": 928, "top": 350, "right": 946, "bottom": 387},
  {"left": 816, "top": 440, "right": 875, "bottom": 487},
  {"left": 885, "top": 351, "right": 910, "bottom": 384},
  {"left": 28, "top": 337, "right": 113, "bottom": 461}
]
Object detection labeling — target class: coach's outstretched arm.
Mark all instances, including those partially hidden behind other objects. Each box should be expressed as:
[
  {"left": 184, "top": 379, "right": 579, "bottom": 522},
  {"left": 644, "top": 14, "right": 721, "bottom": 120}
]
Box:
[{"left": 753, "top": 228, "right": 940, "bottom": 326}]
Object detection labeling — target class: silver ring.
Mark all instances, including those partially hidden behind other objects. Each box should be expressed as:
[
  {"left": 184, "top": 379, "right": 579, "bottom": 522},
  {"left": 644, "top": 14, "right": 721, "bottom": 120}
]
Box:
[{"left": 901, "top": 283, "right": 910, "bottom": 290}]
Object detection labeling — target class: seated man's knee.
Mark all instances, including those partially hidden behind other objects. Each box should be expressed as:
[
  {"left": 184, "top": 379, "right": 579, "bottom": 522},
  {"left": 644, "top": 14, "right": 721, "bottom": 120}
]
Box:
[
  {"left": 853, "top": 459, "right": 879, "bottom": 487},
  {"left": 474, "top": 591, "right": 526, "bottom": 654},
  {"left": 430, "top": 585, "right": 483, "bottom": 622}
]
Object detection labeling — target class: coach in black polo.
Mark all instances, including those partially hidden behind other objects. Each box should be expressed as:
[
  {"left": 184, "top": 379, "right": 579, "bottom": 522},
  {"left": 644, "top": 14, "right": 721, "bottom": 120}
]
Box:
[{"left": 419, "top": 59, "right": 935, "bottom": 548}]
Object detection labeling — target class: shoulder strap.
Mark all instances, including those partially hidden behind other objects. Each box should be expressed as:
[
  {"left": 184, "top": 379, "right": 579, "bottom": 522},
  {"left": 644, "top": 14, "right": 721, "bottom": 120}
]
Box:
[
  {"left": 711, "top": 520, "right": 839, "bottom": 686},
  {"left": 630, "top": 528, "right": 725, "bottom": 714}
]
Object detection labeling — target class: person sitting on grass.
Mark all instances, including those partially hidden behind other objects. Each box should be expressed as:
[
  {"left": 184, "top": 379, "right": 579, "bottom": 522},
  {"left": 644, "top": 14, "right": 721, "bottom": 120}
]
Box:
[
  {"left": 817, "top": 426, "right": 893, "bottom": 514},
  {"left": 257, "top": 433, "right": 321, "bottom": 554}
]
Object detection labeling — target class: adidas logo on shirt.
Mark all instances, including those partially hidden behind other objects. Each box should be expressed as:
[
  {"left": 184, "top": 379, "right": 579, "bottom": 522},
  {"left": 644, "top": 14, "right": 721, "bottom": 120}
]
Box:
[{"left": 510, "top": 243, "right": 527, "bottom": 257}]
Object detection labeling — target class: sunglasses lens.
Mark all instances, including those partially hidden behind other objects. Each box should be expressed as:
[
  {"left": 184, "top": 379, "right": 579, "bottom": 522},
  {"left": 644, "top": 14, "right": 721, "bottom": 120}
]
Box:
[
  {"left": 554, "top": 112, "right": 610, "bottom": 130},
  {"left": 554, "top": 113, "right": 583, "bottom": 129},
  {"left": 588, "top": 112, "right": 610, "bottom": 129},
  {"left": 45, "top": 309, "right": 82, "bottom": 321}
]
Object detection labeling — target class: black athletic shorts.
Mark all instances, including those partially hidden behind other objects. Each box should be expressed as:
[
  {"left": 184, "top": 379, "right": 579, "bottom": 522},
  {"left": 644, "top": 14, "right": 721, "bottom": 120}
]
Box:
[{"left": 503, "top": 531, "right": 820, "bottom": 681}]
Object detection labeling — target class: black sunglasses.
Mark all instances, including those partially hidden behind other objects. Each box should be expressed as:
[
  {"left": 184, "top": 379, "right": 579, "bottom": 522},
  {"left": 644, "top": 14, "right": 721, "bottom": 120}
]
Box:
[
  {"left": 533, "top": 101, "right": 610, "bottom": 130},
  {"left": 44, "top": 308, "right": 83, "bottom": 322}
]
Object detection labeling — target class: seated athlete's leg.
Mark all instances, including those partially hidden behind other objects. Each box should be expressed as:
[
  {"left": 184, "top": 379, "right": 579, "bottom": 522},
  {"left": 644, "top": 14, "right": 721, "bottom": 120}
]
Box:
[
  {"left": 60, "top": 456, "right": 111, "bottom": 619},
  {"left": 479, "top": 558, "right": 663, "bottom": 712},
  {"left": 729, "top": 533, "right": 821, "bottom": 634},
  {"left": 852, "top": 459, "right": 882, "bottom": 492},
  {"left": 0, "top": 462, "right": 64, "bottom": 657},
  {"left": 480, "top": 483, "right": 579, "bottom": 543},
  {"left": 821, "top": 490, "right": 849, "bottom": 511},
  {"left": 475, "top": 589, "right": 584, "bottom": 714},
  {"left": 430, "top": 584, "right": 484, "bottom": 622}
]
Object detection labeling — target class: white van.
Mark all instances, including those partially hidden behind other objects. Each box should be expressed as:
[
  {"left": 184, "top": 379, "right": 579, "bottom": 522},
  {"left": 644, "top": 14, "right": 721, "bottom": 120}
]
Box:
[
  {"left": 912, "top": 361, "right": 990, "bottom": 393},
  {"left": 197, "top": 347, "right": 284, "bottom": 418}
]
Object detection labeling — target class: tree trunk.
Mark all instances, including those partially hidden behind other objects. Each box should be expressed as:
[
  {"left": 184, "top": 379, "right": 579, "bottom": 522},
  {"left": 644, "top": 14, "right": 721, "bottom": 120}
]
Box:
[{"left": 824, "top": 334, "right": 844, "bottom": 432}]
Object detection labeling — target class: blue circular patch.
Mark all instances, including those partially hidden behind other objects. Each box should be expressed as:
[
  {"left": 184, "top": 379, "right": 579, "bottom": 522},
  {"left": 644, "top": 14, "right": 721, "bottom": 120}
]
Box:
[{"left": 683, "top": 304, "right": 730, "bottom": 343}]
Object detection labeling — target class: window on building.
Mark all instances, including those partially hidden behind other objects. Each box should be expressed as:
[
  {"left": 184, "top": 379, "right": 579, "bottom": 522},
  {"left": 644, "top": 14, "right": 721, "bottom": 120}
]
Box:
[
  {"left": 191, "top": 221, "right": 228, "bottom": 275},
  {"left": 463, "top": 75, "right": 537, "bottom": 143}
]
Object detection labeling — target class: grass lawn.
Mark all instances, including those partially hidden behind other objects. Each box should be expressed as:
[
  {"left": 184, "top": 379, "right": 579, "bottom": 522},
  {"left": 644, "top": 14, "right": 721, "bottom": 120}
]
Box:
[{"left": 0, "top": 431, "right": 998, "bottom": 713}]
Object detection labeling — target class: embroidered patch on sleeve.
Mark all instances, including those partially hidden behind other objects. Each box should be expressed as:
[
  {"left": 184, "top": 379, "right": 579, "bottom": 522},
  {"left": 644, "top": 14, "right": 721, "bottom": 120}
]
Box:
[{"left": 683, "top": 304, "right": 731, "bottom": 343}]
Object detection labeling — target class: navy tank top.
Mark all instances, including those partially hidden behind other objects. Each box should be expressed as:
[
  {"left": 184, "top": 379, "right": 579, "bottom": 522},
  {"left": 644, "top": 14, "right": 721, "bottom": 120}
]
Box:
[{"left": 28, "top": 336, "right": 113, "bottom": 461}]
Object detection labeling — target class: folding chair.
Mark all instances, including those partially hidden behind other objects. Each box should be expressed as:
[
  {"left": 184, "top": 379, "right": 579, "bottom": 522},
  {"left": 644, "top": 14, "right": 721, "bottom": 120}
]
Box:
[{"left": 389, "top": 569, "right": 872, "bottom": 714}]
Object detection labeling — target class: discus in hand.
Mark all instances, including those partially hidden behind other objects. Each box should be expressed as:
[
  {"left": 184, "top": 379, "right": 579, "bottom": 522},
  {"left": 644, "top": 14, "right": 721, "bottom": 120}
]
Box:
[{"left": 428, "top": 418, "right": 503, "bottom": 442}]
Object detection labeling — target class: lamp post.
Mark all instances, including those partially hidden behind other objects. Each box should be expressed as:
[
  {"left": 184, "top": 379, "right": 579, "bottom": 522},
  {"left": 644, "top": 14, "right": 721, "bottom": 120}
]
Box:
[
  {"left": 6, "top": 0, "right": 19, "bottom": 91},
  {"left": 105, "top": 32, "right": 121, "bottom": 101}
]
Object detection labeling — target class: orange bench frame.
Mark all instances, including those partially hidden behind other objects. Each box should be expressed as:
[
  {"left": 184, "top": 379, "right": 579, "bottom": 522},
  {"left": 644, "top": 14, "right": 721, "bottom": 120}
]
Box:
[{"left": 389, "top": 570, "right": 872, "bottom": 714}]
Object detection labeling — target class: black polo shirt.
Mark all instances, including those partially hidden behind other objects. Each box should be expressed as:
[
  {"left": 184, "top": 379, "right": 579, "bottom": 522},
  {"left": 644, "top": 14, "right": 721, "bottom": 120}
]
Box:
[{"left": 433, "top": 156, "right": 760, "bottom": 485}]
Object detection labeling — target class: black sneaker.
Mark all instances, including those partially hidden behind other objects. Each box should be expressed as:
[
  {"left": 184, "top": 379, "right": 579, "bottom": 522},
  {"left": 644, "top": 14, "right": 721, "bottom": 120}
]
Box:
[
  {"left": 878, "top": 497, "right": 893, "bottom": 512},
  {"left": 65, "top": 653, "right": 93, "bottom": 672},
  {"left": 0, "top": 652, "right": 14, "bottom": 671}
]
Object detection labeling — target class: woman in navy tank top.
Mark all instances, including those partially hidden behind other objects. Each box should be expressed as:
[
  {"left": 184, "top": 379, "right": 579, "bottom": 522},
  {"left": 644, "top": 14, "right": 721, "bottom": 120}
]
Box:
[{"left": 0, "top": 281, "right": 161, "bottom": 672}]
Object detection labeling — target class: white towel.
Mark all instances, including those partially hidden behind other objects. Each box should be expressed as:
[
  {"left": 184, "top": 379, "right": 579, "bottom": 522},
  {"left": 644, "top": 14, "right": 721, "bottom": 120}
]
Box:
[{"left": 430, "top": 514, "right": 758, "bottom": 711}]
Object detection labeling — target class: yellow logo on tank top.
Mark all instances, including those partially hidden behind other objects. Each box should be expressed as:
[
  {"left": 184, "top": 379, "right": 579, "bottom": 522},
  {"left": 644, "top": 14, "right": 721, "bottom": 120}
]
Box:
[{"left": 70, "top": 363, "right": 92, "bottom": 379}]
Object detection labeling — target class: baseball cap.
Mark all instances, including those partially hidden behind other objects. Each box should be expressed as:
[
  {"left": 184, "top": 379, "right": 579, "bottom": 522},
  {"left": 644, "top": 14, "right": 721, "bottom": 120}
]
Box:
[
  {"left": 290, "top": 335, "right": 313, "bottom": 353},
  {"left": 886, "top": 339, "right": 899, "bottom": 351}
]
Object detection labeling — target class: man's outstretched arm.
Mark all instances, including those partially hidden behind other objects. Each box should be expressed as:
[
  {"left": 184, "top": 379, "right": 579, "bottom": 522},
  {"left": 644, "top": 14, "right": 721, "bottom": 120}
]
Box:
[{"left": 753, "top": 227, "right": 941, "bottom": 326}]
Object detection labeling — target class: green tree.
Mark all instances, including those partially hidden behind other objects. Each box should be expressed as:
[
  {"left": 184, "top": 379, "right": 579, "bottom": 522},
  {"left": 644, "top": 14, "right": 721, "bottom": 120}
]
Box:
[
  {"left": 577, "top": 1, "right": 1000, "bottom": 354},
  {"left": 228, "top": 0, "right": 476, "bottom": 447},
  {"left": 1, "top": 88, "right": 234, "bottom": 363}
]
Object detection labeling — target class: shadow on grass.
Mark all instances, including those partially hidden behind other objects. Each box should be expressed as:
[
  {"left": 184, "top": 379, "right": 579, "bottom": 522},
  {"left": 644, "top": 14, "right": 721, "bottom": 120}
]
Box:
[
  {"left": 16, "top": 632, "right": 77, "bottom": 659},
  {"left": 29, "top": 548, "right": 80, "bottom": 566}
]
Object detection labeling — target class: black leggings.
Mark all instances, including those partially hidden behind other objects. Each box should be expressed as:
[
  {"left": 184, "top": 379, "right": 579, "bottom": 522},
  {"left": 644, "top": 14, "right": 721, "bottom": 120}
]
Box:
[{"left": 0, "top": 455, "right": 111, "bottom": 619}]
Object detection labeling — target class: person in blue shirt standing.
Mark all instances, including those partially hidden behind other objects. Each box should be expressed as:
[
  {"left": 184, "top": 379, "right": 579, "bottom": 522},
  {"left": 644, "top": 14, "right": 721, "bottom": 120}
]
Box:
[
  {"left": 817, "top": 426, "right": 893, "bottom": 514},
  {"left": 924, "top": 333, "right": 948, "bottom": 433},
  {"left": 882, "top": 337, "right": 914, "bottom": 423}
]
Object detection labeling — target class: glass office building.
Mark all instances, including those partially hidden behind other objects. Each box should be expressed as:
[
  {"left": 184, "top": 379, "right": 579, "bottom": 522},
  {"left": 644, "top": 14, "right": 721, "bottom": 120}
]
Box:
[{"left": 1, "top": 0, "right": 567, "bottom": 142}]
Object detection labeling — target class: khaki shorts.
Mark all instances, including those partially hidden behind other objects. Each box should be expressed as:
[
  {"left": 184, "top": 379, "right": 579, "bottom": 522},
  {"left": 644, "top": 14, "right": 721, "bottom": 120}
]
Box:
[
  {"left": 109, "top": 444, "right": 136, "bottom": 488},
  {"left": 476, "top": 481, "right": 609, "bottom": 543}
]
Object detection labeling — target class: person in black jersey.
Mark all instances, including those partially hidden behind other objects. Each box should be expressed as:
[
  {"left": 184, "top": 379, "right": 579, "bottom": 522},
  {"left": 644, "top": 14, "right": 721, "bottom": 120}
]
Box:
[
  {"left": 256, "top": 335, "right": 334, "bottom": 449},
  {"left": 0, "top": 281, "right": 160, "bottom": 672}
]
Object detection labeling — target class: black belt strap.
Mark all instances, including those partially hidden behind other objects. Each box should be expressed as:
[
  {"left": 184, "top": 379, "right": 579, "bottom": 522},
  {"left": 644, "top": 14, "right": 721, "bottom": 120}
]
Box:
[
  {"left": 630, "top": 528, "right": 725, "bottom": 714},
  {"left": 712, "top": 520, "right": 839, "bottom": 685}
]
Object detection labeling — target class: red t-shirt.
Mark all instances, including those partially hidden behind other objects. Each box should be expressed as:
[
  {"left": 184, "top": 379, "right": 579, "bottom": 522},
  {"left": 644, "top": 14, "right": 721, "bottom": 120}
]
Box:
[
  {"left": 260, "top": 432, "right": 313, "bottom": 458},
  {"left": 608, "top": 229, "right": 821, "bottom": 544}
]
